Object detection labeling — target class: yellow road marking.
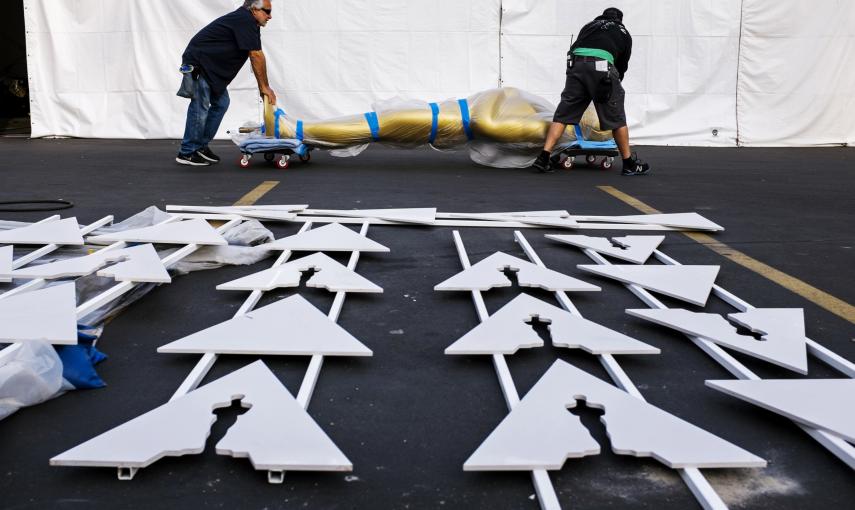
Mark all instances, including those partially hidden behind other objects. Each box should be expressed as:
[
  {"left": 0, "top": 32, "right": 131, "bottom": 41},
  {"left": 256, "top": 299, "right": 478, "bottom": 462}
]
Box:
[
  {"left": 233, "top": 180, "right": 279, "bottom": 206},
  {"left": 598, "top": 185, "right": 855, "bottom": 325}
]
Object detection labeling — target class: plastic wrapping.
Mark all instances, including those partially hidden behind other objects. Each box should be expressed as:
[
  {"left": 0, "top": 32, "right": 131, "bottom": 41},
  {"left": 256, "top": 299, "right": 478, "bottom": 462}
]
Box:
[
  {"left": 264, "top": 87, "right": 612, "bottom": 168},
  {"left": 0, "top": 342, "right": 65, "bottom": 420}
]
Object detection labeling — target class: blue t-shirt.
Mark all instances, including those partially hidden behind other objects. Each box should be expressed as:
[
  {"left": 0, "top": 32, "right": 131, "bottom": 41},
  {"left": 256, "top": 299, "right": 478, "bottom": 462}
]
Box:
[{"left": 182, "top": 8, "right": 261, "bottom": 97}]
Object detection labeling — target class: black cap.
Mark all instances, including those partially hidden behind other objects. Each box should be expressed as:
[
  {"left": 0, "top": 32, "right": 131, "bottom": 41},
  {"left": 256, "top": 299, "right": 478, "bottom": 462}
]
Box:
[{"left": 602, "top": 7, "right": 623, "bottom": 21}]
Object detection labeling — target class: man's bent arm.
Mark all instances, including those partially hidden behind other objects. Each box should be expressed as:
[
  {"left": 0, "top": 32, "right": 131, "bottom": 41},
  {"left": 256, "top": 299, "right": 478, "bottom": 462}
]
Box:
[{"left": 250, "top": 49, "right": 276, "bottom": 104}]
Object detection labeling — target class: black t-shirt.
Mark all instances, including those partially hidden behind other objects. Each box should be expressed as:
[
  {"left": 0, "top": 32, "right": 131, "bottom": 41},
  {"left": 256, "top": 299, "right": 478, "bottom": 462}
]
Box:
[
  {"left": 569, "top": 16, "right": 633, "bottom": 79},
  {"left": 182, "top": 8, "right": 261, "bottom": 97}
]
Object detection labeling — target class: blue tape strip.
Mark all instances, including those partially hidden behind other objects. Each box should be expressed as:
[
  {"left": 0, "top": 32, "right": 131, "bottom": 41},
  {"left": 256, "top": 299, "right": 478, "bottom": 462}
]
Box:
[
  {"left": 296, "top": 120, "right": 304, "bottom": 141},
  {"left": 273, "top": 108, "right": 286, "bottom": 139},
  {"left": 574, "top": 124, "right": 584, "bottom": 140},
  {"left": 364, "top": 111, "right": 380, "bottom": 141},
  {"left": 457, "top": 99, "right": 473, "bottom": 140},
  {"left": 428, "top": 103, "right": 439, "bottom": 144}
]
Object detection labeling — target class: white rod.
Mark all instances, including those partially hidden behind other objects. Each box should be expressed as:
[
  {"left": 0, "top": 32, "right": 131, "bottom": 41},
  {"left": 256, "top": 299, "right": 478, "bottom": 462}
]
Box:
[
  {"left": 652, "top": 249, "right": 855, "bottom": 377},
  {"left": 582, "top": 245, "right": 855, "bottom": 468},
  {"left": 296, "top": 221, "right": 369, "bottom": 409},
  {"left": 287, "top": 216, "right": 679, "bottom": 231},
  {"left": 451, "top": 230, "right": 557, "bottom": 510},
  {"left": 513, "top": 231, "right": 727, "bottom": 510},
  {"left": 169, "top": 222, "right": 314, "bottom": 400}
]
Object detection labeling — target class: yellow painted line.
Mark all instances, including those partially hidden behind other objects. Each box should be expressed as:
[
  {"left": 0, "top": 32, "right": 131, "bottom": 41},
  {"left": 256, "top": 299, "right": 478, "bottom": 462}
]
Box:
[
  {"left": 598, "top": 185, "right": 855, "bottom": 325},
  {"left": 232, "top": 180, "right": 279, "bottom": 206}
]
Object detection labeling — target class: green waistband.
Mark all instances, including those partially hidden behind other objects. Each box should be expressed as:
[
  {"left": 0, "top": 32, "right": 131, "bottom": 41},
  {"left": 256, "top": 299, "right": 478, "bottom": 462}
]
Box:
[{"left": 572, "top": 48, "right": 614, "bottom": 65}]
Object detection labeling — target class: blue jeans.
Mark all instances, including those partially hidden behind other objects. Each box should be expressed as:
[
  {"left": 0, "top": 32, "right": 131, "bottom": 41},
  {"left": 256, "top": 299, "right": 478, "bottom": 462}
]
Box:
[{"left": 179, "top": 75, "right": 230, "bottom": 156}]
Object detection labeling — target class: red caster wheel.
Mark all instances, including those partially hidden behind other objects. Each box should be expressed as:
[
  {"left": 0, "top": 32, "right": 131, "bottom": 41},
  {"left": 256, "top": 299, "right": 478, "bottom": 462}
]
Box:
[
  {"left": 600, "top": 158, "right": 613, "bottom": 170},
  {"left": 276, "top": 156, "right": 290, "bottom": 169},
  {"left": 299, "top": 152, "right": 311, "bottom": 163},
  {"left": 239, "top": 155, "right": 251, "bottom": 168},
  {"left": 585, "top": 154, "right": 597, "bottom": 165},
  {"left": 562, "top": 156, "right": 574, "bottom": 169}
]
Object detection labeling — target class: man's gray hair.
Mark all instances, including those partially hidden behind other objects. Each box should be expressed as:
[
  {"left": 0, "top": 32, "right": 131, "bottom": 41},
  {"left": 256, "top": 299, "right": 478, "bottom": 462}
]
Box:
[{"left": 243, "top": 0, "right": 265, "bottom": 9}]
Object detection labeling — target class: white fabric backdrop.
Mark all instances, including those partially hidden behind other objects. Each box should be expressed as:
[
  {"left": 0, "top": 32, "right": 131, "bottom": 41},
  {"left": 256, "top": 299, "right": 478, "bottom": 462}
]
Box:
[
  {"left": 24, "top": 0, "right": 501, "bottom": 139},
  {"left": 23, "top": 0, "right": 855, "bottom": 146}
]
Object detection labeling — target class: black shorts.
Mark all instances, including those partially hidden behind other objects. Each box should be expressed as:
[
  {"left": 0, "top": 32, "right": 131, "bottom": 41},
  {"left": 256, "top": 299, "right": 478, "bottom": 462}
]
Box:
[{"left": 553, "top": 60, "right": 627, "bottom": 130}]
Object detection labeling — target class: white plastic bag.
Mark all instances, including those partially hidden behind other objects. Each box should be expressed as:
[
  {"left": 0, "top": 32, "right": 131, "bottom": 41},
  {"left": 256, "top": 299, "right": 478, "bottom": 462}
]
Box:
[{"left": 0, "top": 341, "right": 65, "bottom": 421}]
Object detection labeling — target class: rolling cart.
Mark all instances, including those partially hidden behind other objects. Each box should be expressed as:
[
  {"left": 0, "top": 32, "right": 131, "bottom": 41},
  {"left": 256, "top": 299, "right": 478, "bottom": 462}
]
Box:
[{"left": 551, "top": 124, "right": 619, "bottom": 170}]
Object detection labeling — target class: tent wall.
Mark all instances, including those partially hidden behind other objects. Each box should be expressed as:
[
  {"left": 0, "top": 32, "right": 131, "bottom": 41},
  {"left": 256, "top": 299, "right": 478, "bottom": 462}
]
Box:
[
  {"left": 23, "top": 0, "right": 854, "bottom": 146},
  {"left": 23, "top": 0, "right": 500, "bottom": 139}
]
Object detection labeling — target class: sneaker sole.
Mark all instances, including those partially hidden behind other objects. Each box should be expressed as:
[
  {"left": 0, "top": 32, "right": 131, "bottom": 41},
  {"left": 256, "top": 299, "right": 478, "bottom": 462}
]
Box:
[{"left": 175, "top": 157, "right": 209, "bottom": 166}]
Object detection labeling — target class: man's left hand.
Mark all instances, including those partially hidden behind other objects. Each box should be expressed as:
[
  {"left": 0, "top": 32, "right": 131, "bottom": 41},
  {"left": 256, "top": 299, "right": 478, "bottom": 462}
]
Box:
[{"left": 261, "top": 86, "right": 277, "bottom": 105}]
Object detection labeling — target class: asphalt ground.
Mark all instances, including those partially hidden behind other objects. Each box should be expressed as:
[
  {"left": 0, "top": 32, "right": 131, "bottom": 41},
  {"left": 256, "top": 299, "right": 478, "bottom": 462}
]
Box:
[{"left": 1, "top": 139, "right": 853, "bottom": 510}]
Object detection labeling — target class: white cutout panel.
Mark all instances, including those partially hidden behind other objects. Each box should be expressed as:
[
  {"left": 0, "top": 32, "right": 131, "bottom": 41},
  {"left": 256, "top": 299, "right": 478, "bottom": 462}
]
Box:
[
  {"left": 446, "top": 294, "right": 659, "bottom": 356},
  {"left": 577, "top": 264, "right": 720, "bottom": 306},
  {"left": 627, "top": 308, "right": 809, "bottom": 374},
  {"left": 0, "top": 283, "right": 78, "bottom": 344},
  {"left": 88, "top": 218, "right": 227, "bottom": 245},
  {"left": 706, "top": 379, "right": 855, "bottom": 443},
  {"left": 0, "top": 245, "right": 12, "bottom": 282},
  {"left": 465, "top": 359, "right": 766, "bottom": 471},
  {"left": 12, "top": 244, "right": 170, "bottom": 283},
  {"left": 158, "top": 294, "right": 372, "bottom": 356},
  {"left": 51, "top": 361, "right": 352, "bottom": 471},
  {"left": 579, "top": 213, "right": 724, "bottom": 231},
  {"left": 447, "top": 211, "right": 570, "bottom": 221},
  {"left": 547, "top": 235, "right": 665, "bottom": 264},
  {"left": 436, "top": 252, "right": 600, "bottom": 292},
  {"left": 308, "top": 208, "right": 436, "bottom": 224},
  {"left": 217, "top": 252, "right": 382, "bottom": 293},
  {"left": 261, "top": 223, "right": 390, "bottom": 253},
  {"left": 0, "top": 217, "right": 84, "bottom": 245}
]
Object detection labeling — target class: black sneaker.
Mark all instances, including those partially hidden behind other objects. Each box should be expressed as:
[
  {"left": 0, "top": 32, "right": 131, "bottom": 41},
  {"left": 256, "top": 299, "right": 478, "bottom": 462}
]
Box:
[
  {"left": 532, "top": 151, "right": 554, "bottom": 173},
  {"left": 196, "top": 146, "right": 220, "bottom": 163},
  {"left": 175, "top": 152, "right": 210, "bottom": 166},
  {"left": 621, "top": 154, "right": 651, "bottom": 176}
]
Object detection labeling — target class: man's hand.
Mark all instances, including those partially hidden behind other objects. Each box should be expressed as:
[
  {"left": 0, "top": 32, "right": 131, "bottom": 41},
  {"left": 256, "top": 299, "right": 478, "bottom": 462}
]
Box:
[{"left": 260, "top": 86, "right": 277, "bottom": 106}]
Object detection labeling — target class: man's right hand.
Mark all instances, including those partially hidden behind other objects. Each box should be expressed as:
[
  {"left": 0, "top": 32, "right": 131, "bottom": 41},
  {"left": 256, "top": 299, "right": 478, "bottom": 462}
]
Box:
[{"left": 261, "top": 86, "right": 277, "bottom": 106}]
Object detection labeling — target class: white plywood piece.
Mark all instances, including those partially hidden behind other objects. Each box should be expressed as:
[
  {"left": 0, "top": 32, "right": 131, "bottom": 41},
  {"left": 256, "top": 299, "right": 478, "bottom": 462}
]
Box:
[
  {"left": 446, "top": 293, "right": 659, "bottom": 356},
  {"left": 233, "top": 205, "right": 308, "bottom": 211},
  {"left": 579, "top": 213, "right": 724, "bottom": 232},
  {"left": 577, "top": 264, "right": 719, "bottom": 306},
  {"left": 0, "top": 217, "right": 84, "bottom": 245},
  {"left": 260, "top": 223, "right": 389, "bottom": 253},
  {"left": 443, "top": 211, "right": 570, "bottom": 221},
  {"left": 88, "top": 218, "right": 227, "bottom": 245},
  {"left": 0, "top": 283, "right": 78, "bottom": 344},
  {"left": 166, "top": 205, "right": 298, "bottom": 221},
  {"left": 465, "top": 359, "right": 766, "bottom": 471},
  {"left": 626, "top": 308, "right": 809, "bottom": 374},
  {"left": 217, "top": 252, "right": 382, "bottom": 293},
  {"left": 0, "top": 245, "right": 11, "bottom": 282},
  {"left": 158, "top": 294, "right": 371, "bottom": 356},
  {"left": 305, "top": 208, "right": 436, "bottom": 224},
  {"left": 11, "top": 244, "right": 171, "bottom": 283},
  {"left": 547, "top": 235, "right": 665, "bottom": 264},
  {"left": 96, "top": 245, "right": 171, "bottom": 283},
  {"left": 51, "top": 360, "right": 352, "bottom": 471},
  {"left": 706, "top": 379, "right": 855, "bottom": 443},
  {"left": 436, "top": 252, "right": 600, "bottom": 293}
]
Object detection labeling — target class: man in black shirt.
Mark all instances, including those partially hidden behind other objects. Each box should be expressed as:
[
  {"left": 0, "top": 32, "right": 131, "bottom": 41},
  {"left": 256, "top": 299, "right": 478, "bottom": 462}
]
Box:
[
  {"left": 176, "top": 0, "right": 277, "bottom": 166},
  {"left": 532, "top": 7, "right": 651, "bottom": 175}
]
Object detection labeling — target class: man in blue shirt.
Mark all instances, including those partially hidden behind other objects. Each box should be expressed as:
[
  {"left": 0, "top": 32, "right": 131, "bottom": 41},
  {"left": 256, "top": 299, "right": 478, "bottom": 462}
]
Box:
[
  {"left": 532, "top": 7, "right": 651, "bottom": 176},
  {"left": 176, "top": 0, "right": 277, "bottom": 166}
]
